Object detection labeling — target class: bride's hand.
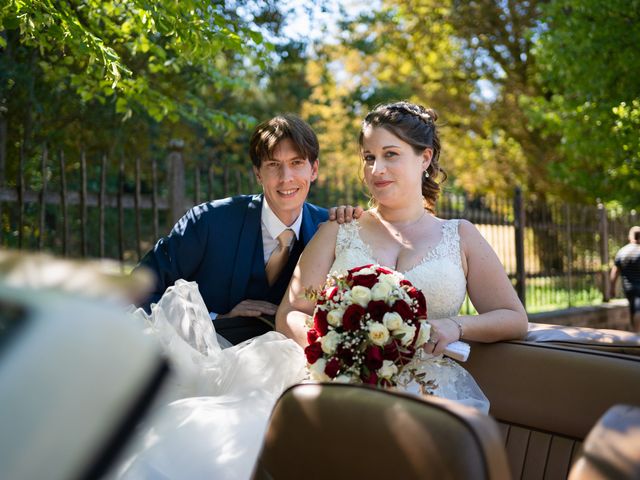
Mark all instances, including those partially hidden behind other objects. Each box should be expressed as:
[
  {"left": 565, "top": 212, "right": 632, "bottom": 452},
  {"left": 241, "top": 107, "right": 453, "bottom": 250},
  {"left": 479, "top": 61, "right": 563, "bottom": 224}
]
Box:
[
  {"left": 328, "top": 205, "right": 364, "bottom": 224},
  {"left": 423, "top": 318, "right": 460, "bottom": 356}
]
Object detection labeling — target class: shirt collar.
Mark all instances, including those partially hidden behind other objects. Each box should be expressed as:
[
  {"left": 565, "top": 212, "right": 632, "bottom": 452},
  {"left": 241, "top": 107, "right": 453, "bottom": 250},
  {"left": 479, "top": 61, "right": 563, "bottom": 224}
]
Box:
[{"left": 262, "top": 197, "right": 303, "bottom": 241}]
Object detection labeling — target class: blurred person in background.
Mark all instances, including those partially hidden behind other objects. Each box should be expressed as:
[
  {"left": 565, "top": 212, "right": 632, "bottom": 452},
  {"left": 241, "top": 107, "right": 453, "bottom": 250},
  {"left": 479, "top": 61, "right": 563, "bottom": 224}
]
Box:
[{"left": 610, "top": 226, "right": 640, "bottom": 329}]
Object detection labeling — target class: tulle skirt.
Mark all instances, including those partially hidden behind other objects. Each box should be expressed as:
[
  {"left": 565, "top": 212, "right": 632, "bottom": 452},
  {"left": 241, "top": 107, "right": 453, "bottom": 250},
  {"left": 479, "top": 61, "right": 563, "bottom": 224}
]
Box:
[{"left": 113, "top": 280, "right": 306, "bottom": 479}]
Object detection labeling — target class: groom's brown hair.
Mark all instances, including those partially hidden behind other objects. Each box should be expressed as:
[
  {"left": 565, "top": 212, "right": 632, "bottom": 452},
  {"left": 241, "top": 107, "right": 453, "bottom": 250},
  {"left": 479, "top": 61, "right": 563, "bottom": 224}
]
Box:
[{"left": 249, "top": 114, "right": 319, "bottom": 168}]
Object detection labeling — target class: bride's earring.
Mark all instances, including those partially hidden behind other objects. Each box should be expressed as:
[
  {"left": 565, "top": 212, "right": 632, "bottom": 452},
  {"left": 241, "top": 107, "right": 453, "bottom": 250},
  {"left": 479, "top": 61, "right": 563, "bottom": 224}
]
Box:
[{"left": 423, "top": 170, "right": 430, "bottom": 179}]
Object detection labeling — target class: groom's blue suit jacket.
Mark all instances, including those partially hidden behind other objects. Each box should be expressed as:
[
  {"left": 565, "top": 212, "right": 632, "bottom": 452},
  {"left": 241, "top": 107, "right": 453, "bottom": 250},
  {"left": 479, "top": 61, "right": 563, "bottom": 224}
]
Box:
[{"left": 137, "top": 194, "right": 328, "bottom": 314}]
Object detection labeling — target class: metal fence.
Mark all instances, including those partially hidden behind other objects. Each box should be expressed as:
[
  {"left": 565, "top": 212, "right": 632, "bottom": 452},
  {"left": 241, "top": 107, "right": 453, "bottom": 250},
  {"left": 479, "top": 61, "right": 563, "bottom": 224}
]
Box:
[{"left": 1, "top": 143, "right": 637, "bottom": 313}]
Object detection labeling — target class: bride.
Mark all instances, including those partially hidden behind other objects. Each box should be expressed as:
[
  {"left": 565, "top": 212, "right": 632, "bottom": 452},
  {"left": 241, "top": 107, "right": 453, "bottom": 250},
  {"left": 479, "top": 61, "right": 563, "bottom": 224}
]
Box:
[
  {"left": 278, "top": 100, "right": 527, "bottom": 378},
  {"left": 115, "top": 101, "right": 527, "bottom": 479}
]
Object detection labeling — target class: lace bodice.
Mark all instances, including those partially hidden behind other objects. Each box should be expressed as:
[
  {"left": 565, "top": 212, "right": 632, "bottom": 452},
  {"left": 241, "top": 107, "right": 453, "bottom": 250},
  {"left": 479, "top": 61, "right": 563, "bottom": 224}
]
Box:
[{"left": 329, "top": 220, "right": 467, "bottom": 319}]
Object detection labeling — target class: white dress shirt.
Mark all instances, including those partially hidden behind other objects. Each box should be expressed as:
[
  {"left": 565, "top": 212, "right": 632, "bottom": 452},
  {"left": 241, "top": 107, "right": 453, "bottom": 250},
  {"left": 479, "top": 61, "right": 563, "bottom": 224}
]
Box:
[
  {"left": 260, "top": 198, "right": 303, "bottom": 263},
  {"left": 210, "top": 198, "right": 303, "bottom": 321}
]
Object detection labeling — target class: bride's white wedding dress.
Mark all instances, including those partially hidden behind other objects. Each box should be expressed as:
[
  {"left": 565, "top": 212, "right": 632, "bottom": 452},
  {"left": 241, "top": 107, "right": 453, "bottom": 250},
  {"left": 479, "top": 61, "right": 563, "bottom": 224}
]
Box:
[{"left": 114, "top": 219, "right": 488, "bottom": 479}]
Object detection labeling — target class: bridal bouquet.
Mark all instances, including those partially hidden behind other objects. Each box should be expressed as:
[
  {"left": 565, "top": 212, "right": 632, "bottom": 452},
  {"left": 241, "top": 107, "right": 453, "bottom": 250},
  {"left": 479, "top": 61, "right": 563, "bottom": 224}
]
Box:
[{"left": 304, "top": 264, "right": 431, "bottom": 386}]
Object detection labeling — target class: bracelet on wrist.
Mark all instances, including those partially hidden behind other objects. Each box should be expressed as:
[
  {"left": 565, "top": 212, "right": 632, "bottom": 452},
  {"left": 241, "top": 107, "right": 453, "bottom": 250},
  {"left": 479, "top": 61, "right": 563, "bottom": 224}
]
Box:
[{"left": 448, "top": 317, "right": 463, "bottom": 340}]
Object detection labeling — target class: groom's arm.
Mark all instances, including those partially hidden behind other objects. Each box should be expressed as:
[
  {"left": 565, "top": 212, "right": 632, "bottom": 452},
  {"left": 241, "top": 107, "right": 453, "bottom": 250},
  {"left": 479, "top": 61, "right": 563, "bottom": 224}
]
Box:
[{"left": 135, "top": 207, "right": 210, "bottom": 311}]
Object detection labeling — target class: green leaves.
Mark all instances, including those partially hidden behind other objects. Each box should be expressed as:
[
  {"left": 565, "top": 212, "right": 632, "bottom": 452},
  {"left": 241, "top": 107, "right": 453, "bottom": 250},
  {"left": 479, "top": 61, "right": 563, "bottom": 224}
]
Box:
[
  {"left": 528, "top": 0, "right": 640, "bottom": 207},
  {"left": 0, "top": 0, "right": 271, "bottom": 130}
]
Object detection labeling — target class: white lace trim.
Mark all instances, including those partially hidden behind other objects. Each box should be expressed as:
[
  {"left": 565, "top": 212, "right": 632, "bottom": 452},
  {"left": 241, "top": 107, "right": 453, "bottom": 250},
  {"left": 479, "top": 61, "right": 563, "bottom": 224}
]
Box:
[
  {"left": 331, "top": 219, "right": 467, "bottom": 319},
  {"left": 335, "top": 220, "right": 461, "bottom": 272}
]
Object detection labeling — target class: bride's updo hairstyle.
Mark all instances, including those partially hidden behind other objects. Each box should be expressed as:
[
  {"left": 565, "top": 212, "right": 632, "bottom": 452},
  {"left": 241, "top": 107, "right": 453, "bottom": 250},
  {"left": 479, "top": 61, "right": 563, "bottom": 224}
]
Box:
[{"left": 359, "top": 101, "right": 446, "bottom": 213}]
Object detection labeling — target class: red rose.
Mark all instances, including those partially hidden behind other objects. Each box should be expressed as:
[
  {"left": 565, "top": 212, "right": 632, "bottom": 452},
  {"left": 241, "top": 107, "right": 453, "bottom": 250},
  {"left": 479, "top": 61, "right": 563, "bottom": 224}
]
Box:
[
  {"left": 307, "top": 328, "right": 319, "bottom": 344},
  {"left": 367, "top": 300, "right": 389, "bottom": 321},
  {"left": 351, "top": 273, "right": 377, "bottom": 288},
  {"left": 376, "top": 266, "right": 394, "bottom": 275},
  {"left": 327, "top": 286, "right": 339, "bottom": 301},
  {"left": 324, "top": 357, "right": 340, "bottom": 378},
  {"left": 313, "top": 309, "right": 329, "bottom": 336},
  {"left": 304, "top": 342, "right": 323, "bottom": 364},
  {"left": 392, "top": 299, "right": 413, "bottom": 320},
  {"left": 415, "top": 293, "right": 427, "bottom": 318},
  {"left": 397, "top": 345, "right": 415, "bottom": 365},
  {"left": 407, "top": 288, "right": 427, "bottom": 318},
  {"left": 400, "top": 279, "right": 412, "bottom": 287},
  {"left": 343, "top": 304, "right": 366, "bottom": 331},
  {"left": 362, "top": 370, "right": 379, "bottom": 385},
  {"left": 383, "top": 340, "right": 400, "bottom": 361},
  {"left": 348, "top": 264, "right": 374, "bottom": 275},
  {"left": 365, "top": 346, "right": 384, "bottom": 371},
  {"left": 337, "top": 345, "right": 356, "bottom": 366},
  {"left": 347, "top": 264, "right": 375, "bottom": 286}
]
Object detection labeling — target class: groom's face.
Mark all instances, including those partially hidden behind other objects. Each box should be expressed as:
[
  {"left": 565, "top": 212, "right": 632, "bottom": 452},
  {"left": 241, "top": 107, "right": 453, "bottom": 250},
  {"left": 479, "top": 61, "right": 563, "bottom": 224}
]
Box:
[{"left": 253, "top": 138, "right": 318, "bottom": 226}]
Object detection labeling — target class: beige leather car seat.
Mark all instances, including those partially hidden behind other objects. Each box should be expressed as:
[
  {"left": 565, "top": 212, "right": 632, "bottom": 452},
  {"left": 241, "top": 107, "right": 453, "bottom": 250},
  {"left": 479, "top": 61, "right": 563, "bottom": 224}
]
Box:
[
  {"left": 569, "top": 404, "right": 640, "bottom": 480},
  {"left": 253, "top": 382, "right": 511, "bottom": 480}
]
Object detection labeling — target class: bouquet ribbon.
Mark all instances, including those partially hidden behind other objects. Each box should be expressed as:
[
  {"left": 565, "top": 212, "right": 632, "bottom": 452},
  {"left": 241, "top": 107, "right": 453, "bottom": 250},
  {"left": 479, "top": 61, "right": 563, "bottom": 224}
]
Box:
[{"left": 443, "top": 341, "right": 470, "bottom": 362}]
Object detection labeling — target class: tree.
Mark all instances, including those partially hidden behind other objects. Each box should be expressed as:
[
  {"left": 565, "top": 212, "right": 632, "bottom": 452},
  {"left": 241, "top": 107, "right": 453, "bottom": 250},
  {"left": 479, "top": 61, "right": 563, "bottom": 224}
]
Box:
[
  {"left": 527, "top": 0, "right": 640, "bottom": 208},
  {"left": 0, "top": 1, "right": 318, "bottom": 190},
  {"left": 315, "top": 0, "right": 557, "bottom": 198},
  {"left": 0, "top": 0, "right": 267, "bottom": 129}
]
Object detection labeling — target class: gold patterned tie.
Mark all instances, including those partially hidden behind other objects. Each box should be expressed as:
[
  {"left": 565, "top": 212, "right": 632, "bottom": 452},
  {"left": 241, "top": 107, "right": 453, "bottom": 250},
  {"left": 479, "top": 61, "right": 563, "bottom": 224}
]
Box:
[{"left": 265, "top": 229, "right": 295, "bottom": 286}]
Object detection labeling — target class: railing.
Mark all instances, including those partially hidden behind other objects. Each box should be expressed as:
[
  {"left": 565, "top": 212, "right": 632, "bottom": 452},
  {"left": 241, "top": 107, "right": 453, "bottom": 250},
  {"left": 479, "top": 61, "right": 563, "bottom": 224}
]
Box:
[{"left": 1, "top": 142, "right": 637, "bottom": 313}]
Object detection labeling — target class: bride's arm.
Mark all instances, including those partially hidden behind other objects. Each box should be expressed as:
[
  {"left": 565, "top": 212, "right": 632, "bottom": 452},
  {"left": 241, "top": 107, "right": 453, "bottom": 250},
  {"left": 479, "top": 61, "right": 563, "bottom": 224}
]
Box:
[
  {"left": 452, "top": 219, "right": 528, "bottom": 344},
  {"left": 276, "top": 221, "right": 340, "bottom": 347},
  {"left": 424, "top": 219, "right": 527, "bottom": 354}
]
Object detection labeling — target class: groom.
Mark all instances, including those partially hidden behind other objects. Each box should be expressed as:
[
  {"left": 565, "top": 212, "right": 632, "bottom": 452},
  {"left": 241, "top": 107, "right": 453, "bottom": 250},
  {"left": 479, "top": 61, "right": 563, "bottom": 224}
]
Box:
[{"left": 136, "top": 114, "right": 353, "bottom": 345}]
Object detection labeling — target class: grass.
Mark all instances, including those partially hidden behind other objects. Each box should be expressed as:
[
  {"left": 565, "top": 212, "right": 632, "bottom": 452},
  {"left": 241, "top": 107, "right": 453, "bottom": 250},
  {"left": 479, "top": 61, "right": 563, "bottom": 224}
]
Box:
[{"left": 459, "top": 279, "right": 604, "bottom": 316}]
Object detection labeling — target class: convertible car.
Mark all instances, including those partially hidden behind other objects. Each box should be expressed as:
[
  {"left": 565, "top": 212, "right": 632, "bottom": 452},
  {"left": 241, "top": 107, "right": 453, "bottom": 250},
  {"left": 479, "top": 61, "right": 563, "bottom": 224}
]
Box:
[
  {"left": 1, "top": 253, "right": 639, "bottom": 479},
  {"left": 254, "top": 324, "right": 640, "bottom": 479}
]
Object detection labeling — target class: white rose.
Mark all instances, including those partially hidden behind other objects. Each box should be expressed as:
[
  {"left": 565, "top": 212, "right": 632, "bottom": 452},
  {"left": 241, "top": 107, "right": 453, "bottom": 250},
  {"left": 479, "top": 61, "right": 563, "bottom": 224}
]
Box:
[
  {"left": 309, "top": 358, "right": 330, "bottom": 381},
  {"left": 321, "top": 330, "right": 341, "bottom": 355},
  {"left": 416, "top": 321, "right": 432, "bottom": 345},
  {"left": 383, "top": 311, "right": 403, "bottom": 331},
  {"left": 351, "top": 285, "right": 372, "bottom": 307},
  {"left": 354, "top": 266, "right": 376, "bottom": 276},
  {"left": 327, "top": 308, "right": 345, "bottom": 327},
  {"left": 371, "top": 281, "right": 392, "bottom": 301},
  {"left": 368, "top": 322, "right": 390, "bottom": 346},
  {"left": 378, "top": 273, "right": 401, "bottom": 288},
  {"left": 378, "top": 359, "right": 399, "bottom": 379},
  {"left": 394, "top": 322, "right": 417, "bottom": 346},
  {"left": 334, "top": 374, "right": 353, "bottom": 384}
]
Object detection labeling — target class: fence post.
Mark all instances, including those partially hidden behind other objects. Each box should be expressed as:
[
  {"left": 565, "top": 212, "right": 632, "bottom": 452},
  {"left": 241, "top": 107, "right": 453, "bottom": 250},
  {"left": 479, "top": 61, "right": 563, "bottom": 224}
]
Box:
[
  {"left": 80, "top": 149, "right": 87, "bottom": 257},
  {"left": 38, "top": 144, "right": 48, "bottom": 250},
  {"left": 565, "top": 203, "right": 573, "bottom": 307},
  {"left": 18, "top": 141, "right": 25, "bottom": 249},
  {"left": 167, "top": 139, "right": 185, "bottom": 227},
  {"left": 0, "top": 112, "right": 6, "bottom": 244},
  {"left": 60, "top": 150, "right": 69, "bottom": 257},
  {"left": 598, "top": 201, "right": 610, "bottom": 301},
  {"left": 513, "top": 187, "right": 526, "bottom": 308}
]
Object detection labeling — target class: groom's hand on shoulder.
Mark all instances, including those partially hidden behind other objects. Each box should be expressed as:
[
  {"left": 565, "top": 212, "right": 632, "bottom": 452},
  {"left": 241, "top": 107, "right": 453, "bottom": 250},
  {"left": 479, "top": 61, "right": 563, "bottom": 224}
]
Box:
[
  {"left": 329, "top": 205, "right": 364, "bottom": 224},
  {"left": 217, "top": 299, "right": 278, "bottom": 319}
]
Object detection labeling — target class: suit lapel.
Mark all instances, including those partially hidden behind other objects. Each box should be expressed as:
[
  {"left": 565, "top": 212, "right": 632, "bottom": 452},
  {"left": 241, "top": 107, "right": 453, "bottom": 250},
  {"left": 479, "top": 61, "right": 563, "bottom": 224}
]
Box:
[
  {"left": 229, "top": 194, "right": 263, "bottom": 308},
  {"left": 300, "top": 203, "right": 316, "bottom": 246}
]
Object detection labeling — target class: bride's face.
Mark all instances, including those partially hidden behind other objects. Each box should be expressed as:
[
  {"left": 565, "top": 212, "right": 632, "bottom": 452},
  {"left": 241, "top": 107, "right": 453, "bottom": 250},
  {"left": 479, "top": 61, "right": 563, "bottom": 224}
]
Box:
[{"left": 361, "top": 126, "right": 431, "bottom": 206}]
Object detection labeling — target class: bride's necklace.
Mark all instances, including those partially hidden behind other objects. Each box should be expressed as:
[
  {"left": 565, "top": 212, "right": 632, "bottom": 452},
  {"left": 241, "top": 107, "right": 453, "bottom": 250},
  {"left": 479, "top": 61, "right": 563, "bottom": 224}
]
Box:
[{"left": 373, "top": 209, "right": 426, "bottom": 245}]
